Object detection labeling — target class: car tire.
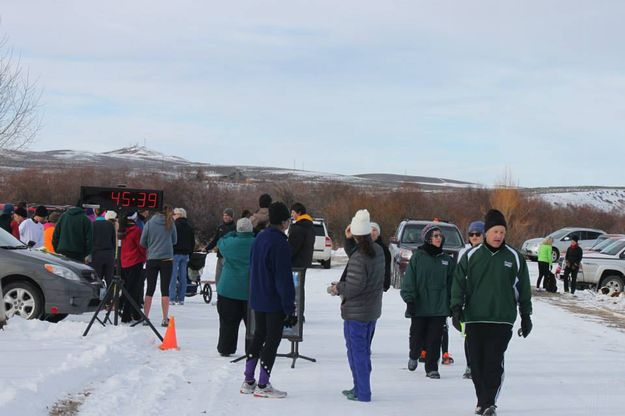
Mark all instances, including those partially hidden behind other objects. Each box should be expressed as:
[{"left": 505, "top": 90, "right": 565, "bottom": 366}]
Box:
[
  {"left": 322, "top": 258, "right": 331, "bottom": 269},
  {"left": 3, "top": 280, "right": 44, "bottom": 320},
  {"left": 551, "top": 248, "right": 560, "bottom": 264},
  {"left": 44, "top": 313, "right": 68, "bottom": 323},
  {"left": 599, "top": 275, "right": 624, "bottom": 293}
]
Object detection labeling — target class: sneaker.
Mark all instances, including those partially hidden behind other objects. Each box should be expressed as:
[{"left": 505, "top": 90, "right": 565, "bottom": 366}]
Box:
[
  {"left": 483, "top": 406, "right": 497, "bottom": 415},
  {"left": 442, "top": 352, "right": 454, "bottom": 365},
  {"left": 240, "top": 380, "right": 257, "bottom": 394},
  {"left": 419, "top": 350, "right": 426, "bottom": 363},
  {"left": 344, "top": 390, "right": 358, "bottom": 401},
  {"left": 426, "top": 371, "right": 440, "bottom": 379},
  {"left": 253, "top": 383, "right": 287, "bottom": 398},
  {"left": 463, "top": 366, "right": 472, "bottom": 379},
  {"left": 178, "top": 301, "right": 184, "bottom": 305},
  {"left": 170, "top": 301, "right": 177, "bottom": 306},
  {"left": 161, "top": 318, "right": 170, "bottom": 327},
  {"left": 341, "top": 388, "right": 354, "bottom": 397},
  {"left": 408, "top": 358, "right": 419, "bottom": 371},
  {"left": 475, "top": 406, "right": 483, "bottom": 415}
]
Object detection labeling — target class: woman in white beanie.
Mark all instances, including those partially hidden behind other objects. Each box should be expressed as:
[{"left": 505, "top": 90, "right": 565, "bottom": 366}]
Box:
[{"left": 328, "top": 209, "right": 384, "bottom": 402}]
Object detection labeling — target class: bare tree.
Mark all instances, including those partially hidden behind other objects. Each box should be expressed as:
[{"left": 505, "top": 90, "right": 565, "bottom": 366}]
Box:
[{"left": 0, "top": 35, "right": 41, "bottom": 150}]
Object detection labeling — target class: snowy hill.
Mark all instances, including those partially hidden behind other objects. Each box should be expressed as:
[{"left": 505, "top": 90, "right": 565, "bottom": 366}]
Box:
[{"left": 528, "top": 187, "right": 625, "bottom": 212}]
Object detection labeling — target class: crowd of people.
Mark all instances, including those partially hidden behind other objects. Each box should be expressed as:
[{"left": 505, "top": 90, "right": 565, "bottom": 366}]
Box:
[{"left": 0, "top": 197, "right": 536, "bottom": 416}]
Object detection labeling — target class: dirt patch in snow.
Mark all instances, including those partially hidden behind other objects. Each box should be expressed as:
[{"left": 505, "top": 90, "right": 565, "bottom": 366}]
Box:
[{"left": 48, "top": 391, "right": 91, "bottom": 416}]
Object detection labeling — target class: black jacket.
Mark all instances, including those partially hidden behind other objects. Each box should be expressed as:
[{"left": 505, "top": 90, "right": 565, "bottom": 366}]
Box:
[
  {"left": 206, "top": 221, "right": 236, "bottom": 258},
  {"left": 565, "top": 244, "right": 583, "bottom": 267},
  {"left": 92, "top": 219, "right": 116, "bottom": 253},
  {"left": 345, "top": 236, "right": 391, "bottom": 291},
  {"left": 174, "top": 218, "right": 195, "bottom": 255},
  {"left": 0, "top": 214, "right": 12, "bottom": 234},
  {"left": 288, "top": 218, "right": 315, "bottom": 268}
]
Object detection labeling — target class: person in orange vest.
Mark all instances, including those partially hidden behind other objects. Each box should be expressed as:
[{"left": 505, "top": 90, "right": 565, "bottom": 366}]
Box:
[{"left": 43, "top": 212, "right": 60, "bottom": 252}]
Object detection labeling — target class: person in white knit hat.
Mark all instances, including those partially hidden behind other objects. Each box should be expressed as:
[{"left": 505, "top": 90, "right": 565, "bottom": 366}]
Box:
[{"left": 328, "top": 209, "right": 384, "bottom": 402}]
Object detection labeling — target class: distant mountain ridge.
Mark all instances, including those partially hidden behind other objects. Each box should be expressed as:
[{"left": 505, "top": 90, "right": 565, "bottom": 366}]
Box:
[{"left": 1, "top": 145, "right": 623, "bottom": 212}]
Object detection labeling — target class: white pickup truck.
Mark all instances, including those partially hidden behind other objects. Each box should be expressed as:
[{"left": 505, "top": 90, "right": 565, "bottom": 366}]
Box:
[{"left": 575, "top": 238, "right": 625, "bottom": 292}]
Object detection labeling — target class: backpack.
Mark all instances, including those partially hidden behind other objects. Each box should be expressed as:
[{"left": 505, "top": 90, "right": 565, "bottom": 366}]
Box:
[{"left": 545, "top": 271, "right": 558, "bottom": 293}]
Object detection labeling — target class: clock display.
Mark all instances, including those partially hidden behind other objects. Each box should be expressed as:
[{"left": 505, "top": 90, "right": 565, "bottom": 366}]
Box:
[{"left": 80, "top": 186, "right": 164, "bottom": 210}]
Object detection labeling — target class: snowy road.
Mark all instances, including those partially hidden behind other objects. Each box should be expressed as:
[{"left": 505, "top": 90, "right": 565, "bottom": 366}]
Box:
[{"left": 2, "top": 253, "right": 625, "bottom": 415}]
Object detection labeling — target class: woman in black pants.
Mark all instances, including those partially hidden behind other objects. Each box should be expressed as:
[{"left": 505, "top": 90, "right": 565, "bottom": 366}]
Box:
[{"left": 140, "top": 206, "right": 177, "bottom": 327}]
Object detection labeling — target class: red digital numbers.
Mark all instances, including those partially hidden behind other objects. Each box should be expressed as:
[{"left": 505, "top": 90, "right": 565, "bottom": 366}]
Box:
[
  {"left": 110, "top": 191, "right": 121, "bottom": 206},
  {"left": 121, "top": 191, "right": 131, "bottom": 206},
  {"left": 147, "top": 193, "right": 158, "bottom": 208},
  {"left": 137, "top": 192, "right": 147, "bottom": 208}
]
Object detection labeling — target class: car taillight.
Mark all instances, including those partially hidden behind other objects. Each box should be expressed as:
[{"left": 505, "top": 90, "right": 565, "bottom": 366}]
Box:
[{"left": 325, "top": 236, "right": 332, "bottom": 247}]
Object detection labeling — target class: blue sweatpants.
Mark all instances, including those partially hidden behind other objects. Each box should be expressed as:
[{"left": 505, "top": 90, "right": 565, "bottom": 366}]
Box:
[{"left": 344, "top": 319, "right": 376, "bottom": 402}]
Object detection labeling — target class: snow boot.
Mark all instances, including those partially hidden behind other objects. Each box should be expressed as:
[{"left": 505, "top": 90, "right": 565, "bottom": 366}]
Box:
[
  {"left": 426, "top": 370, "right": 440, "bottom": 379},
  {"left": 253, "top": 383, "right": 287, "bottom": 398},
  {"left": 463, "top": 366, "right": 472, "bottom": 379},
  {"left": 408, "top": 358, "right": 419, "bottom": 371},
  {"left": 482, "top": 406, "right": 497, "bottom": 415},
  {"left": 341, "top": 388, "right": 355, "bottom": 397},
  {"left": 442, "top": 352, "right": 454, "bottom": 365}
]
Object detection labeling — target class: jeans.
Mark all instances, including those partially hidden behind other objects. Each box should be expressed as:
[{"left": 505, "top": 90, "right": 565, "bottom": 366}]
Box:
[{"left": 169, "top": 254, "right": 189, "bottom": 303}]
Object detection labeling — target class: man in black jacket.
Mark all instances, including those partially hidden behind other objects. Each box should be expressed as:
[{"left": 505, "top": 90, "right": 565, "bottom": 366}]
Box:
[
  {"left": 562, "top": 235, "right": 583, "bottom": 294},
  {"left": 288, "top": 202, "right": 315, "bottom": 269},
  {"left": 91, "top": 210, "right": 117, "bottom": 287},
  {"left": 170, "top": 207, "right": 196, "bottom": 305},
  {"left": 206, "top": 208, "right": 236, "bottom": 284}
]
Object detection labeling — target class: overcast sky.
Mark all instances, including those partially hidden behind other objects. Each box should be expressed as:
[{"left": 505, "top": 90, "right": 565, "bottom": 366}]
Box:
[{"left": 1, "top": 1, "right": 624, "bottom": 187}]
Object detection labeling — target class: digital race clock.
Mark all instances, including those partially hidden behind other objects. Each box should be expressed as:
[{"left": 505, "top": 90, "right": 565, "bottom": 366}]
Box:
[{"left": 80, "top": 186, "right": 164, "bottom": 210}]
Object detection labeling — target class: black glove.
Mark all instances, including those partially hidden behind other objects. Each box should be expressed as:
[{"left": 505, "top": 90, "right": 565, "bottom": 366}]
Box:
[
  {"left": 283, "top": 314, "right": 298, "bottom": 328},
  {"left": 404, "top": 302, "right": 415, "bottom": 318},
  {"left": 451, "top": 306, "right": 463, "bottom": 332},
  {"left": 518, "top": 314, "right": 532, "bottom": 338}
]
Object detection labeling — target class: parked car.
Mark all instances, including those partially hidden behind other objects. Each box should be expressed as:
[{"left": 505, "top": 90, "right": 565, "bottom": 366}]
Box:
[
  {"left": 586, "top": 234, "right": 625, "bottom": 253},
  {"left": 1, "top": 228, "right": 104, "bottom": 322},
  {"left": 312, "top": 218, "right": 332, "bottom": 269},
  {"left": 388, "top": 219, "right": 464, "bottom": 288},
  {"left": 521, "top": 227, "right": 606, "bottom": 262},
  {"left": 576, "top": 238, "right": 625, "bottom": 292}
]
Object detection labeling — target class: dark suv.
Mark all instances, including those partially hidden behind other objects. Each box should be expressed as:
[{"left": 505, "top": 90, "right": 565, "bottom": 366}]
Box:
[{"left": 389, "top": 219, "right": 465, "bottom": 288}]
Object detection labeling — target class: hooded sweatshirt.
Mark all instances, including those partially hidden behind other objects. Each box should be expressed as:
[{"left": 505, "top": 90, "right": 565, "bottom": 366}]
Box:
[
  {"left": 140, "top": 213, "right": 177, "bottom": 260},
  {"left": 52, "top": 207, "right": 93, "bottom": 257}
]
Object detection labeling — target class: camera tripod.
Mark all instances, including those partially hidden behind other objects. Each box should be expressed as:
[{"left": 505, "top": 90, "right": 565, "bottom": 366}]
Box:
[{"left": 83, "top": 274, "right": 163, "bottom": 341}]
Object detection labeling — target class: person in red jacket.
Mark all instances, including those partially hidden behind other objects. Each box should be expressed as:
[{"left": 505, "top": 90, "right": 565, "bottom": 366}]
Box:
[{"left": 120, "top": 214, "right": 147, "bottom": 323}]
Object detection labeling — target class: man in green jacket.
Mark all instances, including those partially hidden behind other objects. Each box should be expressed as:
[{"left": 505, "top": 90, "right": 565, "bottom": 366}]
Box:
[
  {"left": 52, "top": 205, "right": 93, "bottom": 263},
  {"left": 450, "top": 209, "right": 532, "bottom": 416},
  {"left": 401, "top": 223, "right": 455, "bottom": 379}
]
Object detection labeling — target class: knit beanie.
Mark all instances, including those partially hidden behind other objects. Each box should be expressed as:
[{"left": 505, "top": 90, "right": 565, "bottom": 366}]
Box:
[
  {"left": 468, "top": 220, "right": 485, "bottom": 234},
  {"left": 14, "top": 207, "right": 27, "bottom": 218},
  {"left": 371, "top": 222, "right": 381, "bottom": 234},
  {"left": 223, "top": 208, "right": 235, "bottom": 218},
  {"left": 2, "top": 203, "right": 14, "bottom": 215},
  {"left": 268, "top": 202, "right": 290, "bottom": 225},
  {"left": 350, "top": 209, "right": 371, "bottom": 236},
  {"left": 105, "top": 210, "right": 118, "bottom": 221},
  {"left": 421, "top": 223, "right": 441, "bottom": 243},
  {"left": 35, "top": 205, "right": 49, "bottom": 218},
  {"left": 484, "top": 209, "right": 507, "bottom": 232},
  {"left": 237, "top": 217, "right": 253, "bottom": 233}
]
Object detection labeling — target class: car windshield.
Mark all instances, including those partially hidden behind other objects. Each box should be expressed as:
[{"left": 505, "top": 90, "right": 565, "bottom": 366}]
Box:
[
  {"left": 0, "top": 228, "right": 27, "bottom": 248},
  {"left": 590, "top": 238, "right": 617, "bottom": 251},
  {"left": 599, "top": 239, "right": 625, "bottom": 256},
  {"left": 548, "top": 229, "right": 570, "bottom": 239},
  {"left": 401, "top": 224, "right": 463, "bottom": 248}
]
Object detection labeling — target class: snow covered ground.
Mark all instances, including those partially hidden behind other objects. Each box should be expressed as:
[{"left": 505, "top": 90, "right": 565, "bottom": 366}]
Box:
[{"left": 2, "top": 252, "right": 625, "bottom": 415}]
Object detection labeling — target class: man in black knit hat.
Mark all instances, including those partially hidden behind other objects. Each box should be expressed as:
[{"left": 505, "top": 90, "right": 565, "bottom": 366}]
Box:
[{"left": 450, "top": 209, "right": 533, "bottom": 416}]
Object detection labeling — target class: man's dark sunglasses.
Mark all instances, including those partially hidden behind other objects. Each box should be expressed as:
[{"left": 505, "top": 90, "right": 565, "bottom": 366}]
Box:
[{"left": 468, "top": 232, "right": 482, "bottom": 237}]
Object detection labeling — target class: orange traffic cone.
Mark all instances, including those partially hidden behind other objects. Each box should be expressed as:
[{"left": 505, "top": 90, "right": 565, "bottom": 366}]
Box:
[{"left": 159, "top": 316, "right": 180, "bottom": 351}]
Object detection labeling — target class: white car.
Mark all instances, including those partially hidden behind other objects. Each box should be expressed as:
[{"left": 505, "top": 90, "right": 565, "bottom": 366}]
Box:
[
  {"left": 576, "top": 238, "right": 625, "bottom": 292},
  {"left": 521, "top": 227, "right": 606, "bottom": 263},
  {"left": 312, "top": 218, "right": 332, "bottom": 269}
]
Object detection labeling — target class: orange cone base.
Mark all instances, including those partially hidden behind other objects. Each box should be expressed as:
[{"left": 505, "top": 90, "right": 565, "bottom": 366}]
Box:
[{"left": 159, "top": 316, "right": 180, "bottom": 351}]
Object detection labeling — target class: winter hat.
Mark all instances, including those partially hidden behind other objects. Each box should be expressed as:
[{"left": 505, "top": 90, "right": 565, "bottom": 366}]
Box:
[
  {"left": 350, "top": 209, "right": 372, "bottom": 236},
  {"left": 14, "top": 207, "right": 27, "bottom": 218},
  {"left": 237, "top": 217, "right": 253, "bottom": 233},
  {"left": 268, "top": 202, "right": 290, "bottom": 225},
  {"left": 484, "top": 209, "right": 507, "bottom": 232},
  {"left": 468, "top": 220, "right": 485, "bottom": 234},
  {"left": 127, "top": 212, "right": 138, "bottom": 222},
  {"left": 35, "top": 205, "right": 49, "bottom": 218},
  {"left": 421, "top": 223, "right": 441, "bottom": 243},
  {"left": 105, "top": 210, "right": 117, "bottom": 221},
  {"left": 2, "top": 203, "right": 14, "bottom": 215},
  {"left": 223, "top": 208, "right": 235, "bottom": 218},
  {"left": 48, "top": 212, "right": 61, "bottom": 223},
  {"left": 571, "top": 234, "right": 579, "bottom": 242},
  {"left": 371, "top": 222, "right": 381, "bottom": 234}
]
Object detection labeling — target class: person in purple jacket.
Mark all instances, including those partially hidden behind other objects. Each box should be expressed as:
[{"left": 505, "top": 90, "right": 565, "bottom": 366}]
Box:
[{"left": 240, "top": 202, "right": 296, "bottom": 399}]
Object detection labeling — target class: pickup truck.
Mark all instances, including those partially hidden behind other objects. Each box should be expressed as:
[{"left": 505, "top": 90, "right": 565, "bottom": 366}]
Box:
[{"left": 575, "top": 238, "right": 625, "bottom": 292}]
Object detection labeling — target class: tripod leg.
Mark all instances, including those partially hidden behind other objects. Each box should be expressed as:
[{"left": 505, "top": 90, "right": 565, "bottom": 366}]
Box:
[
  {"left": 119, "top": 283, "right": 164, "bottom": 342},
  {"left": 83, "top": 282, "right": 116, "bottom": 337}
]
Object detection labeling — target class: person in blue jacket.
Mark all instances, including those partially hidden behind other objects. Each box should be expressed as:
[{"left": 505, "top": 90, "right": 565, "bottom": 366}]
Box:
[{"left": 240, "top": 202, "right": 296, "bottom": 399}]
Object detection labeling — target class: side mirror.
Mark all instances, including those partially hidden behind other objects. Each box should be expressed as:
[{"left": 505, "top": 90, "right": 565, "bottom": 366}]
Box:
[
  {"left": 389, "top": 236, "right": 398, "bottom": 245},
  {"left": 27, "top": 241, "right": 36, "bottom": 248},
  {"left": 620, "top": 251, "right": 625, "bottom": 259}
]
